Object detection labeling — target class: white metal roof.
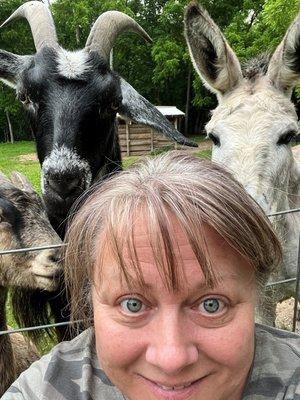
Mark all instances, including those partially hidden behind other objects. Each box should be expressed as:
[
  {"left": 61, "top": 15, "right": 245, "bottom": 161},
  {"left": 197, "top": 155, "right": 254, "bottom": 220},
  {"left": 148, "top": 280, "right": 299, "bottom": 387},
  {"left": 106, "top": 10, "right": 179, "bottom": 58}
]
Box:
[
  {"left": 155, "top": 106, "right": 185, "bottom": 117},
  {"left": 117, "top": 106, "right": 185, "bottom": 121}
]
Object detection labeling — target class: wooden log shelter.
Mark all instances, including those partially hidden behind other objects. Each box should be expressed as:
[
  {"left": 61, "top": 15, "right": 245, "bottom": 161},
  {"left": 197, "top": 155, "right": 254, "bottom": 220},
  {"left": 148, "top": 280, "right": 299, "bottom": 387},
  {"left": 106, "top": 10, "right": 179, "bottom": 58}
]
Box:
[{"left": 118, "top": 106, "right": 187, "bottom": 157}]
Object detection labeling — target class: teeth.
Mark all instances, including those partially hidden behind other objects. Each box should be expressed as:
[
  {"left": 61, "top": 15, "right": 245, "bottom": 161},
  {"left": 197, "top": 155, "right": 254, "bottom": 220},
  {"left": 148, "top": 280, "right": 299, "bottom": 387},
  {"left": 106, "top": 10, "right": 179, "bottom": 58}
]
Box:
[{"left": 158, "top": 383, "right": 192, "bottom": 391}]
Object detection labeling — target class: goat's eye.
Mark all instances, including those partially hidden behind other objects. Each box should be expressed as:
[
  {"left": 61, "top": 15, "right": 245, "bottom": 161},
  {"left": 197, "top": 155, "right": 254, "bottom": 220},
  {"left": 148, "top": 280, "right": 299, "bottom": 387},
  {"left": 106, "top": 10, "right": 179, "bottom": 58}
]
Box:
[
  {"left": 277, "top": 131, "right": 297, "bottom": 145},
  {"left": 208, "top": 132, "right": 220, "bottom": 146},
  {"left": 111, "top": 102, "right": 119, "bottom": 111},
  {"left": 17, "top": 91, "right": 32, "bottom": 105},
  {"left": 17, "top": 92, "right": 27, "bottom": 102}
]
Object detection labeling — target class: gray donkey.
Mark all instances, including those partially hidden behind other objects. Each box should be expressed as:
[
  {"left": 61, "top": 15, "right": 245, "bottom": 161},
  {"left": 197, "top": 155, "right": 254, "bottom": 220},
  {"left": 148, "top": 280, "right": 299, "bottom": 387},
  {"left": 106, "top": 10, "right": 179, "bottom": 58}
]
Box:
[{"left": 185, "top": 2, "right": 300, "bottom": 325}]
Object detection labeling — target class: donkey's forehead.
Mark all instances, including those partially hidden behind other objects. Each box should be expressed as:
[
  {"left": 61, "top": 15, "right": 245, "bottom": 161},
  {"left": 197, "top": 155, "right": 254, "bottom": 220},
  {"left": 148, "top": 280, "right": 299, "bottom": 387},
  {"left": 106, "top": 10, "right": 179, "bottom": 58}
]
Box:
[{"left": 211, "top": 78, "right": 297, "bottom": 121}]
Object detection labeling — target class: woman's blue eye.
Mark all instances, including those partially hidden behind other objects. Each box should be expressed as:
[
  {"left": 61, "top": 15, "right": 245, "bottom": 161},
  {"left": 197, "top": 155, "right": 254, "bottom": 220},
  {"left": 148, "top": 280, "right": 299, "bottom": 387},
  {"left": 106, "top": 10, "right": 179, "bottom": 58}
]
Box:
[
  {"left": 199, "top": 298, "right": 225, "bottom": 314},
  {"left": 120, "top": 298, "right": 144, "bottom": 313}
]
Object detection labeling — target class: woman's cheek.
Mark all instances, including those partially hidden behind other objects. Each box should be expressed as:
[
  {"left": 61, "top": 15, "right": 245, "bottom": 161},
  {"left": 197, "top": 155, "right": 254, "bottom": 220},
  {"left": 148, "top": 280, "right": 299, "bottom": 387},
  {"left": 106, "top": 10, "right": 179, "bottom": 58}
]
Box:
[
  {"left": 93, "top": 304, "right": 145, "bottom": 367},
  {"left": 197, "top": 304, "right": 255, "bottom": 367}
]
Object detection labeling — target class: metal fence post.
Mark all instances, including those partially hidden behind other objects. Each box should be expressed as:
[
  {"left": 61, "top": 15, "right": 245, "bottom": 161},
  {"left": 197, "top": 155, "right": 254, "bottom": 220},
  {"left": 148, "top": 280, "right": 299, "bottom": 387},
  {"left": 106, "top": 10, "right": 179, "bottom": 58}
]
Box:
[{"left": 292, "top": 235, "right": 300, "bottom": 332}]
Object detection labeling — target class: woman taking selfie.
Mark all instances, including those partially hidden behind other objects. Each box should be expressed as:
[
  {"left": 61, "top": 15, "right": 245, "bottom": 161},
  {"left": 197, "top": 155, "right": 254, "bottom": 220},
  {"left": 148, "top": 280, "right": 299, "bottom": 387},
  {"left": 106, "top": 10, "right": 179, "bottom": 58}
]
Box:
[{"left": 3, "top": 152, "right": 300, "bottom": 400}]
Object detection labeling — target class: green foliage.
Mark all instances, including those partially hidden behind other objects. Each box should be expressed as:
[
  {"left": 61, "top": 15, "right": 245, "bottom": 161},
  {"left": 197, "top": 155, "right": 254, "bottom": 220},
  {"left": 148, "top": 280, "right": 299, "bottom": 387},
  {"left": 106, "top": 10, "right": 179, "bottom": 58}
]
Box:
[
  {"left": 226, "top": 0, "right": 300, "bottom": 61},
  {"left": 1, "top": 0, "right": 300, "bottom": 141},
  {"left": 192, "top": 76, "right": 216, "bottom": 108},
  {"left": 0, "top": 0, "right": 36, "bottom": 141}
]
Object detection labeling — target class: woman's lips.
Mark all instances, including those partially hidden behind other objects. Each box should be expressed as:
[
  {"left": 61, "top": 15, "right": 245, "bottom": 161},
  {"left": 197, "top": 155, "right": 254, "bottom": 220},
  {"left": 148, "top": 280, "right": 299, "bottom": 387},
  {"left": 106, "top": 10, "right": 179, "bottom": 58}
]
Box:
[{"left": 137, "top": 374, "right": 208, "bottom": 399}]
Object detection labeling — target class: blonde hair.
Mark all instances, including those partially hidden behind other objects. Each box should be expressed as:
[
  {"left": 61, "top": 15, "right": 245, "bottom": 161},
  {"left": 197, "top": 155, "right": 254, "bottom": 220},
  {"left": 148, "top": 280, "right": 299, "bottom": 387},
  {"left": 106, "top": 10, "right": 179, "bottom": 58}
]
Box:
[{"left": 64, "top": 152, "right": 282, "bottom": 327}]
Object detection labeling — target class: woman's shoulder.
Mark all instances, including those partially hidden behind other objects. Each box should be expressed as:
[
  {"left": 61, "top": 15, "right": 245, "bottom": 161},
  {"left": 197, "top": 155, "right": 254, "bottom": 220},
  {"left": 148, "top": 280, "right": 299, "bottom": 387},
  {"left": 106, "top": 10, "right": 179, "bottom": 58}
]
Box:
[
  {"left": 243, "top": 324, "right": 300, "bottom": 399},
  {"left": 1, "top": 328, "right": 124, "bottom": 400},
  {"left": 256, "top": 322, "right": 299, "bottom": 345}
]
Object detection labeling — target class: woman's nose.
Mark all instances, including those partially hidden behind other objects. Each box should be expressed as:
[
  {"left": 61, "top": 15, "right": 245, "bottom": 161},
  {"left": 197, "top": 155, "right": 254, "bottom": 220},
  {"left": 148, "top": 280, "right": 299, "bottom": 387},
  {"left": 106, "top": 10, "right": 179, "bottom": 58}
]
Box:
[{"left": 145, "top": 312, "right": 199, "bottom": 374}]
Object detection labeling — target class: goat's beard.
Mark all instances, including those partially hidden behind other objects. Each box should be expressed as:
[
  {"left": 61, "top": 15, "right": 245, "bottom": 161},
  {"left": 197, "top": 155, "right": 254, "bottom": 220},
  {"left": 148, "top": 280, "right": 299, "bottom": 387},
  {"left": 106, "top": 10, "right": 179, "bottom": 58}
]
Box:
[
  {"left": 11, "top": 288, "right": 55, "bottom": 345},
  {"left": 10, "top": 281, "right": 73, "bottom": 346}
]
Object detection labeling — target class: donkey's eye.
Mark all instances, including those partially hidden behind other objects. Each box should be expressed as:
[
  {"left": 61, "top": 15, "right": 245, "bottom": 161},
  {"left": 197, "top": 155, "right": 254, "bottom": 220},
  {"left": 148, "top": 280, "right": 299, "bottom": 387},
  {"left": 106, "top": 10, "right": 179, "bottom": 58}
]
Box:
[
  {"left": 277, "top": 131, "right": 297, "bottom": 145},
  {"left": 208, "top": 132, "right": 220, "bottom": 146}
]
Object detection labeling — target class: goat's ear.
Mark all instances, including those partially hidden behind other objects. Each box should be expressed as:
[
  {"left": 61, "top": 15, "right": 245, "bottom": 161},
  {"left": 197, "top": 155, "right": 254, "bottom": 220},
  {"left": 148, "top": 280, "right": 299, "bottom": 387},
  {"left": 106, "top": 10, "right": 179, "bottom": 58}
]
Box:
[
  {"left": 0, "top": 50, "right": 31, "bottom": 88},
  {"left": 118, "top": 78, "right": 197, "bottom": 147},
  {"left": 184, "top": 2, "right": 242, "bottom": 97},
  {"left": 10, "top": 172, "right": 35, "bottom": 194},
  {"left": 0, "top": 172, "right": 16, "bottom": 193},
  {"left": 267, "top": 12, "right": 300, "bottom": 95},
  {"left": 0, "top": 172, "right": 12, "bottom": 187}
]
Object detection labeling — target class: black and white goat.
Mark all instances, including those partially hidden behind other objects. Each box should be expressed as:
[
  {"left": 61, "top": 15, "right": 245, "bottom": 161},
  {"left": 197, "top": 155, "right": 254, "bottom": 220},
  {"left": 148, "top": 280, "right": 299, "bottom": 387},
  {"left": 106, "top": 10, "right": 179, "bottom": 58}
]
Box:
[{"left": 0, "top": 1, "right": 196, "bottom": 235}]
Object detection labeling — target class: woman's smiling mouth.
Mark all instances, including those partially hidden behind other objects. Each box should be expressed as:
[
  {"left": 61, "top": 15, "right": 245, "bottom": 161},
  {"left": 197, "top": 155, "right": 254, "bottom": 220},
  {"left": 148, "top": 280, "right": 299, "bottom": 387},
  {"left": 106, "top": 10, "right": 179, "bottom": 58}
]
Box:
[{"left": 137, "top": 374, "right": 209, "bottom": 399}]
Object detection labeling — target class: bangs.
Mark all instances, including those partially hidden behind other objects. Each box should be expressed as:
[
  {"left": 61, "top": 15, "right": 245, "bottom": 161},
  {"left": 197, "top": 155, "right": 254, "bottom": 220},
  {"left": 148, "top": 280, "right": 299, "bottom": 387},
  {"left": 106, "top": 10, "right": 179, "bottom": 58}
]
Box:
[
  {"left": 64, "top": 152, "right": 282, "bottom": 327},
  {"left": 93, "top": 192, "right": 218, "bottom": 292}
]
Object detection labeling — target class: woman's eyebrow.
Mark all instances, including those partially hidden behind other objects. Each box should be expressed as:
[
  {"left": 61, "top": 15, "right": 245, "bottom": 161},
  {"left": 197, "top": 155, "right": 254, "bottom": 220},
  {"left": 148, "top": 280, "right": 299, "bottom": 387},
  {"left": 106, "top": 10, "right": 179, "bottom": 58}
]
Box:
[
  {"left": 186, "top": 272, "right": 250, "bottom": 291},
  {"left": 122, "top": 274, "right": 240, "bottom": 293}
]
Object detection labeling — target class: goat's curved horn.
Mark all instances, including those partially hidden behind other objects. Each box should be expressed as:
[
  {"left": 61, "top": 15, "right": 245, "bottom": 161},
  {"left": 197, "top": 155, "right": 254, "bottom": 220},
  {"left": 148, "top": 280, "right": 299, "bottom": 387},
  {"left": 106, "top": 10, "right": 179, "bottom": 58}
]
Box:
[
  {"left": 0, "top": 1, "right": 58, "bottom": 51},
  {"left": 85, "top": 11, "right": 152, "bottom": 61}
]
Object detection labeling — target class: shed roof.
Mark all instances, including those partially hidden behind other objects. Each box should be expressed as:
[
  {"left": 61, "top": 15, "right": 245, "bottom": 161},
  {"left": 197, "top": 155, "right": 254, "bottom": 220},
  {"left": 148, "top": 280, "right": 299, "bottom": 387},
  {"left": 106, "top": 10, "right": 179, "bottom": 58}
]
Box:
[
  {"left": 155, "top": 106, "right": 185, "bottom": 117},
  {"left": 117, "top": 106, "right": 185, "bottom": 121}
]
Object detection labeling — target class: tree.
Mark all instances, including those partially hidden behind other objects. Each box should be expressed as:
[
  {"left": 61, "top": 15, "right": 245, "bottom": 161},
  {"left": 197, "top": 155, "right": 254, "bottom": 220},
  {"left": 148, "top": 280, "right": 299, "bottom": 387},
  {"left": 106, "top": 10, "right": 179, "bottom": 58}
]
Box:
[
  {"left": 2, "top": 0, "right": 300, "bottom": 141},
  {"left": 0, "top": 0, "right": 36, "bottom": 142}
]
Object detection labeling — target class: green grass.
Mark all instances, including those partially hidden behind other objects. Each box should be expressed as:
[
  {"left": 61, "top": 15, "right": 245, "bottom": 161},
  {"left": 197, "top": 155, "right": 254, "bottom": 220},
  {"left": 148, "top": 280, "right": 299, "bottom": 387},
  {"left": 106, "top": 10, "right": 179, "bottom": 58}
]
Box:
[
  {"left": 194, "top": 149, "right": 212, "bottom": 159},
  {"left": 0, "top": 141, "right": 41, "bottom": 192}
]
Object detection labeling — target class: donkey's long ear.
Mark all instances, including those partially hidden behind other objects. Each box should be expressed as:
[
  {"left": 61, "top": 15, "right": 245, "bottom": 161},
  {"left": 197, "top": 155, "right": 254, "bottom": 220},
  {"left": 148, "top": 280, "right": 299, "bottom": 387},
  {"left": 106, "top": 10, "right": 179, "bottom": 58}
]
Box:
[
  {"left": 119, "top": 78, "right": 197, "bottom": 147},
  {"left": 267, "top": 12, "right": 300, "bottom": 95},
  {"left": 0, "top": 50, "right": 31, "bottom": 88},
  {"left": 184, "top": 2, "right": 242, "bottom": 97}
]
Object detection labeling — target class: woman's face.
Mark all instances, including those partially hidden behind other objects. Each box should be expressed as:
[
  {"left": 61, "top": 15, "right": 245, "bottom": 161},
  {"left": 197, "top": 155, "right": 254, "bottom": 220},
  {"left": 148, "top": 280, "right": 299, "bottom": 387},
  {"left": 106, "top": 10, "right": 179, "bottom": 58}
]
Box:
[{"left": 92, "top": 218, "right": 256, "bottom": 400}]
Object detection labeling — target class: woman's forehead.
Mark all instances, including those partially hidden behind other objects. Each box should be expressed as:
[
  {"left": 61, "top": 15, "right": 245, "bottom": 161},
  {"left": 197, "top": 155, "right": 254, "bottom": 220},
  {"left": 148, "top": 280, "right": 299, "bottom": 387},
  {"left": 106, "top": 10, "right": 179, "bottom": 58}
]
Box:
[{"left": 95, "top": 215, "right": 254, "bottom": 290}]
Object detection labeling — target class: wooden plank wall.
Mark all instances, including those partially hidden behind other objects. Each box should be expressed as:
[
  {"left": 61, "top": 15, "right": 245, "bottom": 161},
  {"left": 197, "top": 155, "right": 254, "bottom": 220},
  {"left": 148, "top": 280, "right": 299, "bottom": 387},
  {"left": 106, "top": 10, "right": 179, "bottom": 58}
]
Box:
[{"left": 118, "top": 121, "right": 182, "bottom": 157}]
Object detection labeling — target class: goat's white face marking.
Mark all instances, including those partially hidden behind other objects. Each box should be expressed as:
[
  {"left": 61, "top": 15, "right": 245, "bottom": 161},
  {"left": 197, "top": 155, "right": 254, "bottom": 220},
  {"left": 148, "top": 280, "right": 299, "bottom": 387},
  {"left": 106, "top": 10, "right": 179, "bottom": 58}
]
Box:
[
  {"left": 41, "top": 145, "right": 92, "bottom": 193},
  {"left": 56, "top": 49, "right": 92, "bottom": 79},
  {"left": 207, "top": 78, "right": 299, "bottom": 214}
]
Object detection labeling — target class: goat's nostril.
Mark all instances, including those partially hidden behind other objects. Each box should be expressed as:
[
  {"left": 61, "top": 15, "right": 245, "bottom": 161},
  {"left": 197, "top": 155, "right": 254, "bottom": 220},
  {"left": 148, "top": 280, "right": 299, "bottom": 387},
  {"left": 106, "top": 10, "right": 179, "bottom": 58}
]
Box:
[
  {"left": 46, "top": 177, "right": 84, "bottom": 199},
  {"left": 47, "top": 249, "right": 62, "bottom": 264},
  {"left": 50, "top": 254, "right": 61, "bottom": 263}
]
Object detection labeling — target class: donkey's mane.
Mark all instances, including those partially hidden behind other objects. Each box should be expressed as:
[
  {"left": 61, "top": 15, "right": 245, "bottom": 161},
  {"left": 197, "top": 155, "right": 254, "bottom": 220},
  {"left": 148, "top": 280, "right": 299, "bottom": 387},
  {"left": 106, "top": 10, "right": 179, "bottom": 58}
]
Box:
[{"left": 241, "top": 53, "right": 271, "bottom": 80}]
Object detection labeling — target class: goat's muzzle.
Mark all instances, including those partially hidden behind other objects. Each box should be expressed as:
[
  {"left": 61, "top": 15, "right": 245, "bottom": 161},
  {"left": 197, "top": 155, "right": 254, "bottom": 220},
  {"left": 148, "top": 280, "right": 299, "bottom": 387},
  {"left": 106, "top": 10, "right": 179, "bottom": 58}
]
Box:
[{"left": 31, "top": 248, "right": 62, "bottom": 291}]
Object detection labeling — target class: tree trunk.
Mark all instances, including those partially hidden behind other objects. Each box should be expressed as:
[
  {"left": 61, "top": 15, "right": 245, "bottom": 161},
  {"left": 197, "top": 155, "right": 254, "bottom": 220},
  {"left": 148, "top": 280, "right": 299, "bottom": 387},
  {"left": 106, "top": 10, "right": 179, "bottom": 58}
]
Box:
[
  {"left": 5, "top": 111, "right": 14, "bottom": 144},
  {"left": 185, "top": 68, "right": 192, "bottom": 137},
  {"left": 76, "top": 26, "right": 80, "bottom": 45},
  {"left": 110, "top": 48, "right": 114, "bottom": 69}
]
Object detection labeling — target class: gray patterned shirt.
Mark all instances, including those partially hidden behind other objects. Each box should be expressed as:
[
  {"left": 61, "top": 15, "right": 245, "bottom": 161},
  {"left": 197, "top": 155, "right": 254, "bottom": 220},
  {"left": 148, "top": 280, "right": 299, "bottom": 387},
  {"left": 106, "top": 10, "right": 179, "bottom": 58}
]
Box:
[{"left": 2, "top": 324, "right": 300, "bottom": 400}]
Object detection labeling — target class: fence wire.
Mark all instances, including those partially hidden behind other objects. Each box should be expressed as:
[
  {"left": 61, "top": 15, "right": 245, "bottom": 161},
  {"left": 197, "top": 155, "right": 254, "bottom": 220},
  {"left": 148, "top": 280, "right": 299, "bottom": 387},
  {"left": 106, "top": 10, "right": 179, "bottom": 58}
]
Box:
[
  {"left": 0, "top": 207, "right": 299, "bottom": 336},
  {"left": 0, "top": 321, "right": 82, "bottom": 336}
]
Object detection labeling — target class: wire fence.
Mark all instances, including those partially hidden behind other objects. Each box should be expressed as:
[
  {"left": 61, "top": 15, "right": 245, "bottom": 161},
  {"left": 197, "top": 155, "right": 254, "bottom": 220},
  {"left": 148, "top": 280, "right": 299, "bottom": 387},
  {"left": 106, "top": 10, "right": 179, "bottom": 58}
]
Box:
[{"left": 0, "top": 207, "right": 299, "bottom": 337}]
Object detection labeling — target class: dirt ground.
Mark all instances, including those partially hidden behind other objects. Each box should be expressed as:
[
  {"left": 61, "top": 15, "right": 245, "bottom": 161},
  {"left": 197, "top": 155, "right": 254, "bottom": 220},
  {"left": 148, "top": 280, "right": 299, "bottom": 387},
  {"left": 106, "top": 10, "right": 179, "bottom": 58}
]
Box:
[
  {"left": 276, "top": 299, "right": 300, "bottom": 333},
  {"left": 18, "top": 153, "right": 38, "bottom": 162}
]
